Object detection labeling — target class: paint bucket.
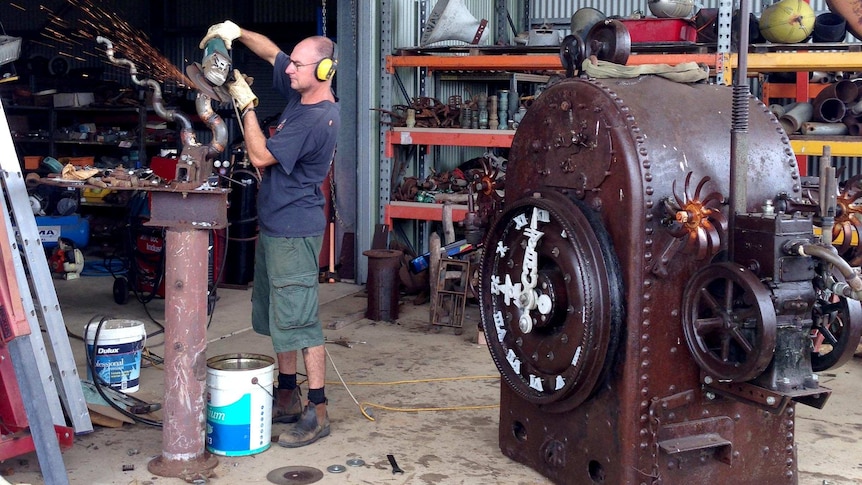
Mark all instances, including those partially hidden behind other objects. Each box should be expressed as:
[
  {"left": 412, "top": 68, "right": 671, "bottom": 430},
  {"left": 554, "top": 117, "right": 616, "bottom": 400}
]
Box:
[
  {"left": 206, "top": 353, "right": 274, "bottom": 456},
  {"left": 84, "top": 319, "right": 146, "bottom": 393}
]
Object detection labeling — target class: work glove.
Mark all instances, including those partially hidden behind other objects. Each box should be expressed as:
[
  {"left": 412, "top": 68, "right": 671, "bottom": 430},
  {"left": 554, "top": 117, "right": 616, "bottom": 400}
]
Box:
[
  {"left": 199, "top": 20, "right": 241, "bottom": 49},
  {"left": 228, "top": 69, "right": 258, "bottom": 114}
]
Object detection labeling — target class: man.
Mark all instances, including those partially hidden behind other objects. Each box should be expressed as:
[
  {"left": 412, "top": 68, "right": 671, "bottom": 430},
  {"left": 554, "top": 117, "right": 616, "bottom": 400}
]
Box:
[{"left": 200, "top": 21, "right": 339, "bottom": 448}]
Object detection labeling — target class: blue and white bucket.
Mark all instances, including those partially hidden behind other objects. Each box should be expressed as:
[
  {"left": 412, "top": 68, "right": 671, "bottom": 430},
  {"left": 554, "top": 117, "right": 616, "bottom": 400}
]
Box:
[
  {"left": 84, "top": 319, "right": 146, "bottom": 393},
  {"left": 206, "top": 353, "right": 274, "bottom": 456}
]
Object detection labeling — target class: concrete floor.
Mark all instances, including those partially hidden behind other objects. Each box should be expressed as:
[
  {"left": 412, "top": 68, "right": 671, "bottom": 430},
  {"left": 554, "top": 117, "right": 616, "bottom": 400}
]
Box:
[{"left": 2, "top": 274, "right": 862, "bottom": 485}]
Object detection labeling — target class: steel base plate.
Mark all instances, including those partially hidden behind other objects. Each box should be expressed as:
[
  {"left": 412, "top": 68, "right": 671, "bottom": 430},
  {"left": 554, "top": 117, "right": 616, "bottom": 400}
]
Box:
[
  {"left": 266, "top": 466, "right": 324, "bottom": 485},
  {"left": 147, "top": 453, "right": 218, "bottom": 481}
]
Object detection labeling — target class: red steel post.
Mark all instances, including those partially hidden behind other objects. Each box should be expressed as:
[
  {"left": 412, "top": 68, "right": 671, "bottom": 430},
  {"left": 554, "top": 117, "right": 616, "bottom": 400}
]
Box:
[{"left": 148, "top": 228, "right": 218, "bottom": 479}]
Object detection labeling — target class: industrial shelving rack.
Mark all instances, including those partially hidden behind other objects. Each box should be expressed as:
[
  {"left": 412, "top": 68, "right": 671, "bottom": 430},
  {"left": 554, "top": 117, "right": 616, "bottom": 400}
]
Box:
[{"left": 383, "top": 47, "right": 862, "bottom": 227}]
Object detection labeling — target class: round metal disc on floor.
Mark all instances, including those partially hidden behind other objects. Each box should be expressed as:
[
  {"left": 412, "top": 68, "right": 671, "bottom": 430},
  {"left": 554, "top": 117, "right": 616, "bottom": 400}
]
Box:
[
  {"left": 346, "top": 458, "right": 365, "bottom": 467},
  {"left": 326, "top": 464, "right": 347, "bottom": 473},
  {"left": 266, "top": 466, "right": 324, "bottom": 485}
]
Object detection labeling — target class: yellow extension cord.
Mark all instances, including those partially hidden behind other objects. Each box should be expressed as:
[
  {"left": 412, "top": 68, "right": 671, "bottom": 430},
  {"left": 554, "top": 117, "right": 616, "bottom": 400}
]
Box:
[
  {"left": 140, "top": 347, "right": 501, "bottom": 422},
  {"left": 324, "top": 347, "right": 500, "bottom": 421}
]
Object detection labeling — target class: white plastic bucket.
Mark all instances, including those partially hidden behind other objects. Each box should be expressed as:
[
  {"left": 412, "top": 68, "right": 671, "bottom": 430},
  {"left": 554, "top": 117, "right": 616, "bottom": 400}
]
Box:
[
  {"left": 206, "top": 353, "right": 274, "bottom": 456},
  {"left": 84, "top": 319, "right": 146, "bottom": 393}
]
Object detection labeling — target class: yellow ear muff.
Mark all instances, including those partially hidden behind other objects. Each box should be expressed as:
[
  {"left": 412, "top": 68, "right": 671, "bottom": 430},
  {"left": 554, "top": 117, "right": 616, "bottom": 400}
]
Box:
[
  {"left": 315, "top": 40, "right": 338, "bottom": 82},
  {"left": 315, "top": 57, "right": 336, "bottom": 82}
]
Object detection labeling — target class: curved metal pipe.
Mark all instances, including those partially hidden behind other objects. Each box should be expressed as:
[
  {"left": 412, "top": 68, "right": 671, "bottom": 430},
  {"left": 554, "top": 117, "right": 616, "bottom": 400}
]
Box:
[
  {"left": 195, "top": 94, "right": 228, "bottom": 158},
  {"left": 97, "top": 36, "right": 198, "bottom": 147},
  {"left": 797, "top": 243, "right": 862, "bottom": 293}
]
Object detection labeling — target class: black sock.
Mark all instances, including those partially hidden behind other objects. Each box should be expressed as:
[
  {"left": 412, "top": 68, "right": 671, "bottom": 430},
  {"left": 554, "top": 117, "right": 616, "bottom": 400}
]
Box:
[
  {"left": 308, "top": 387, "right": 326, "bottom": 405},
  {"left": 278, "top": 373, "right": 297, "bottom": 390}
]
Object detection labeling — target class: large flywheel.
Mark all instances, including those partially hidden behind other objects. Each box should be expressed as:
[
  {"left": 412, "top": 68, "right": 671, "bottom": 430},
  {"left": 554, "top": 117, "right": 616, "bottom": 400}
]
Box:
[
  {"left": 479, "top": 191, "right": 624, "bottom": 412},
  {"left": 811, "top": 267, "right": 862, "bottom": 372},
  {"left": 682, "top": 262, "right": 778, "bottom": 382}
]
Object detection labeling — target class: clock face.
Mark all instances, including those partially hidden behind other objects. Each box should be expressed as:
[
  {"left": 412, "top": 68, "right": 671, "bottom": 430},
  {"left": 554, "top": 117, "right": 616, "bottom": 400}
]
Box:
[{"left": 480, "top": 191, "right": 622, "bottom": 410}]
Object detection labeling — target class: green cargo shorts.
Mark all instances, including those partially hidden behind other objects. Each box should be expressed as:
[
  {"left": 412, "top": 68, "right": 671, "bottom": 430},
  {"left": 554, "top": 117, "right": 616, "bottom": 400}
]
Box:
[{"left": 251, "top": 233, "right": 324, "bottom": 353}]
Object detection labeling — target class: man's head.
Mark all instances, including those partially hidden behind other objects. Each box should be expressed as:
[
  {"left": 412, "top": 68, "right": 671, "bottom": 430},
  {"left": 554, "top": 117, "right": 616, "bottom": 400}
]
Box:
[{"left": 286, "top": 36, "right": 337, "bottom": 93}]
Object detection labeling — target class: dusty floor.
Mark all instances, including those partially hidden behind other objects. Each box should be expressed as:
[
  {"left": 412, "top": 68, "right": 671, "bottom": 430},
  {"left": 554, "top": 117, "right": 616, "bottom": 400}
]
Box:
[{"left": 2, "top": 273, "right": 862, "bottom": 485}]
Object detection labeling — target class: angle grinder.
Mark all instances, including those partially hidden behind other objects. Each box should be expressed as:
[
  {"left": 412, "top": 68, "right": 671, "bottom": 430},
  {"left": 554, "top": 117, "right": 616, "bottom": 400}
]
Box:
[{"left": 186, "top": 37, "right": 232, "bottom": 103}]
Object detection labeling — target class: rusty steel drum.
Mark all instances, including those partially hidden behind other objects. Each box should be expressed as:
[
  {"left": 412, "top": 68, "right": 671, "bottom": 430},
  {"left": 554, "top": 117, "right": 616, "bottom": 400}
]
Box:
[
  {"left": 826, "top": 0, "right": 862, "bottom": 40},
  {"left": 480, "top": 76, "right": 804, "bottom": 484}
]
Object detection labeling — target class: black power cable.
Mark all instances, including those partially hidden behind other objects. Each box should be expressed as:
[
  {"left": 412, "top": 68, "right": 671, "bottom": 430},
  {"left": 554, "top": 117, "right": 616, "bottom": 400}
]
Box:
[{"left": 85, "top": 315, "right": 162, "bottom": 427}]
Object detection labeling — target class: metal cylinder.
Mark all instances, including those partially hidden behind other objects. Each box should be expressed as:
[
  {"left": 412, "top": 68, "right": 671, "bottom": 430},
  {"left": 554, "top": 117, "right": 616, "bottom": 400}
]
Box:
[
  {"left": 810, "top": 71, "right": 831, "bottom": 83},
  {"left": 800, "top": 121, "right": 849, "bottom": 135},
  {"left": 813, "top": 12, "right": 847, "bottom": 43},
  {"left": 822, "top": 80, "right": 859, "bottom": 103},
  {"left": 814, "top": 97, "right": 847, "bottom": 122},
  {"left": 224, "top": 168, "right": 259, "bottom": 286},
  {"left": 845, "top": 115, "right": 862, "bottom": 136},
  {"left": 779, "top": 102, "right": 814, "bottom": 133},
  {"left": 363, "top": 249, "right": 403, "bottom": 321},
  {"left": 148, "top": 228, "right": 218, "bottom": 478}
]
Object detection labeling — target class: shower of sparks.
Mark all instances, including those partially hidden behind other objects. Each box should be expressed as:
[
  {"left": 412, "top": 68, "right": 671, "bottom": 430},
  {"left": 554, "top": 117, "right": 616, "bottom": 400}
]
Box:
[{"left": 38, "top": 0, "right": 192, "bottom": 87}]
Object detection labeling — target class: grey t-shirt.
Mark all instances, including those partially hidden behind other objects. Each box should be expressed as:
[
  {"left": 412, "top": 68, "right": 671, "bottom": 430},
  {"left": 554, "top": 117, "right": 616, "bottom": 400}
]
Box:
[{"left": 259, "top": 51, "right": 340, "bottom": 238}]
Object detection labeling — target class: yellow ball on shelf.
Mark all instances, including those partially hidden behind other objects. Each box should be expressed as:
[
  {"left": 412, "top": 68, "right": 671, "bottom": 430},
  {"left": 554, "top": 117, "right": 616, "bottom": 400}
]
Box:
[{"left": 760, "top": 0, "right": 816, "bottom": 44}]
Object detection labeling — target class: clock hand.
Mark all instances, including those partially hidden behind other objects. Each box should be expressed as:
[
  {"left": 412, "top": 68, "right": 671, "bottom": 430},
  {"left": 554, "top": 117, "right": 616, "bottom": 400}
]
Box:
[{"left": 518, "top": 208, "right": 547, "bottom": 332}]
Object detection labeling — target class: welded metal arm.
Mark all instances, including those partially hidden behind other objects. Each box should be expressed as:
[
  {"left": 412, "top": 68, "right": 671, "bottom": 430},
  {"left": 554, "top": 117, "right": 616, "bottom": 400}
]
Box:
[{"left": 97, "top": 36, "right": 198, "bottom": 148}]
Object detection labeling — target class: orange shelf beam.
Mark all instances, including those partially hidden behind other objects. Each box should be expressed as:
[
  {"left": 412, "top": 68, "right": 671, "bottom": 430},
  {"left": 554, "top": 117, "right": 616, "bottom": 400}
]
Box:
[
  {"left": 762, "top": 82, "right": 829, "bottom": 102},
  {"left": 387, "top": 51, "right": 862, "bottom": 74},
  {"left": 386, "top": 53, "right": 719, "bottom": 73},
  {"left": 384, "top": 201, "right": 468, "bottom": 229},
  {"left": 385, "top": 128, "right": 514, "bottom": 157}
]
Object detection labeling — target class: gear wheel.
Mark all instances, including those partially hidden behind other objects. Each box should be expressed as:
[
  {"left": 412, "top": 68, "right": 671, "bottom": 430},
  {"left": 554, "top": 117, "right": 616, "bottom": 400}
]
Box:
[{"left": 478, "top": 191, "right": 623, "bottom": 412}]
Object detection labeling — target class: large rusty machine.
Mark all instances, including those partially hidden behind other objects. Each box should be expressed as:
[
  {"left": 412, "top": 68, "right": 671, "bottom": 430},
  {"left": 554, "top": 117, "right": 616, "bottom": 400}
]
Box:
[{"left": 478, "top": 19, "right": 862, "bottom": 485}]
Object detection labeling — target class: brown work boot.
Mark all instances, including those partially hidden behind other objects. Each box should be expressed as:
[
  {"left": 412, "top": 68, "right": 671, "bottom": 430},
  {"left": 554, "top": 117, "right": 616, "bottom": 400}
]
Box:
[
  {"left": 277, "top": 401, "right": 330, "bottom": 448},
  {"left": 272, "top": 387, "right": 302, "bottom": 424}
]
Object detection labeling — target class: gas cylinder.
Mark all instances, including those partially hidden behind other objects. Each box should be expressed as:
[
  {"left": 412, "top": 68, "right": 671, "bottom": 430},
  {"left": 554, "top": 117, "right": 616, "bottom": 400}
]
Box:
[{"left": 224, "top": 166, "right": 259, "bottom": 286}]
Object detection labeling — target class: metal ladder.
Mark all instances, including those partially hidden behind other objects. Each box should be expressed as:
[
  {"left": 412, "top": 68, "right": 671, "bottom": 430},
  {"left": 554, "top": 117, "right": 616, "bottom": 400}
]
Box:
[{"left": 0, "top": 102, "right": 92, "bottom": 482}]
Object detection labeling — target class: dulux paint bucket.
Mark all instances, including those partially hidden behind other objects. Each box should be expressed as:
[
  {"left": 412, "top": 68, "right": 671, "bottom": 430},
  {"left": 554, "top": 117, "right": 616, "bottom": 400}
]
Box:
[
  {"left": 84, "top": 319, "right": 147, "bottom": 393},
  {"left": 206, "top": 353, "right": 274, "bottom": 456}
]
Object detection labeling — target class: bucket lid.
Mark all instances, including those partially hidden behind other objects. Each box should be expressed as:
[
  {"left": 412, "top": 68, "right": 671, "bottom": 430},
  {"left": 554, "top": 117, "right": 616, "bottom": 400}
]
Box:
[
  {"left": 84, "top": 319, "right": 145, "bottom": 342},
  {"left": 207, "top": 353, "right": 275, "bottom": 371}
]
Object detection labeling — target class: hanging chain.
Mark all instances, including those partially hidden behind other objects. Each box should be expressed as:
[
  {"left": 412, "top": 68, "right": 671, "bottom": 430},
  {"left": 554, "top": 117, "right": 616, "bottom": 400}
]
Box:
[
  {"left": 321, "top": 0, "right": 327, "bottom": 37},
  {"left": 329, "top": 152, "right": 347, "bottom": 228},
  {"left": 321, "top": 0, "right": 346, "bottom": 229},
  {"left": 351, "top": 0, "right": 357, "bottom": 48}
]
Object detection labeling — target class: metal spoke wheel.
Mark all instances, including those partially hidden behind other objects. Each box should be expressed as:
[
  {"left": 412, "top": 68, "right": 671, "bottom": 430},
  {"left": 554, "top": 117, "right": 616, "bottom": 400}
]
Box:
[
  {"left": 479, "top": 191, "right": 623, "bottom": 412},
  {"left": 682, "top": 262, "right": 777, "bottom": 382},
  {"left": 811, "top": 292, "right": 862, "bottom": 372}
]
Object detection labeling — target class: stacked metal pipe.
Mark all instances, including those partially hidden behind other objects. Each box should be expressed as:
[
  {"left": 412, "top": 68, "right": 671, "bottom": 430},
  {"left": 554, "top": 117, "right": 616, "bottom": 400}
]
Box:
[{"left": 779, "top": 79, "right": 862, "bottom": 136}]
